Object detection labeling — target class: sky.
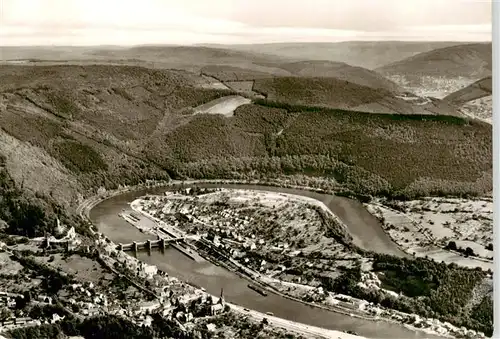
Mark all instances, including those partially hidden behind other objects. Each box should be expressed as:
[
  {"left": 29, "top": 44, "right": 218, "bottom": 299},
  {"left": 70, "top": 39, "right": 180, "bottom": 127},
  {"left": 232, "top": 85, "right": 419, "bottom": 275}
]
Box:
[{"left": 0, "top": 0, "right": 493, "bottom": 46}]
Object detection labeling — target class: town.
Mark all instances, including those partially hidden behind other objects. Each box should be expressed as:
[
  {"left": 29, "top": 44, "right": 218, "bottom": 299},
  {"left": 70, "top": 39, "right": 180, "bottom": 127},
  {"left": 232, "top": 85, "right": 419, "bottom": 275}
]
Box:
[
  {"left": 123, "top": 186, "right": 491, "bottom": 338},
  {"left": 0, "top": 186, "right": 353, "bottom": 339}
]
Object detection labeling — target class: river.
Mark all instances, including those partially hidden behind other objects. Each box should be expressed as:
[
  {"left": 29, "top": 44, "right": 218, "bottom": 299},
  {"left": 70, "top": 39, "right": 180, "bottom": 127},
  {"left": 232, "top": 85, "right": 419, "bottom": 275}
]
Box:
[{"left": 89, "top": 183, "right": 438, "bottom": 339}]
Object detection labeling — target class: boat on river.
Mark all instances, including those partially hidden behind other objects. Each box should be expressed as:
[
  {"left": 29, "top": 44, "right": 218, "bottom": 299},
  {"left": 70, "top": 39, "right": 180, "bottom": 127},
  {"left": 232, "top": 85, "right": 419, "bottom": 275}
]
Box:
[{"left": 248, "top": 284, "right": 268, "bottom": 296}]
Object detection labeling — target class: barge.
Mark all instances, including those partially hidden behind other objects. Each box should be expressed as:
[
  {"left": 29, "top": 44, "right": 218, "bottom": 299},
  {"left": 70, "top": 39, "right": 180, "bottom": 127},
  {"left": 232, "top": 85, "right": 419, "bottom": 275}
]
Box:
[{"left": 248, "top": 284, "right": 268, "bottom": 296}]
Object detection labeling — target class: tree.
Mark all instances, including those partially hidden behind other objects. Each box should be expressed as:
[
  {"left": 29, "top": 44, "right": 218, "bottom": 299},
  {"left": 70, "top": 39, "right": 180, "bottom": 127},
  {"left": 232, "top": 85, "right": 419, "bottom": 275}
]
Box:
[
  {"left": 15, "top": 295, "right": 28, "bottom": 310},
  {"left": 446, "top": 241, "right": 457, "bottom": 251},
  {"left": 0, "top": 307, "right": 11, "bottom": 321},
  {"left": 464, "top": 247, "right": 475, "bottom": 257}
]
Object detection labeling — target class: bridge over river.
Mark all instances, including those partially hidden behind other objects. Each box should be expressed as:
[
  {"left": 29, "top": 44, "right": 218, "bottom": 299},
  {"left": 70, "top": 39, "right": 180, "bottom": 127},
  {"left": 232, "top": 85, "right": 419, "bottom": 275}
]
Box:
[{"left": 117, "top": 235, "right": 194, "bottom": 251}]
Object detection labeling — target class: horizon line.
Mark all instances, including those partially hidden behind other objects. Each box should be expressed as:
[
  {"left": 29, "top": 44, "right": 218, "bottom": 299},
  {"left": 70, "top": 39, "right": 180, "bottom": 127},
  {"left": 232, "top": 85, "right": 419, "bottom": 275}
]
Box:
[{"left": 0, "top": 39, "right": 493, "bottom": 48}]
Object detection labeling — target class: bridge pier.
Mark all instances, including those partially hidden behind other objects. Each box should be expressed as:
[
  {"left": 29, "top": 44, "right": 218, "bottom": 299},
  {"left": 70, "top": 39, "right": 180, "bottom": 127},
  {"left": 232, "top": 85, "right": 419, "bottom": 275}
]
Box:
[
  {"left": 118, "top": 243, "right": 124, "bottom": 251},
  {"left": 133, "top": 241, "right": 138, "bottom": 252},
  {"left": 146, "top": 239, "right": 152, "bottom": 250},
  {"left": 160, "top": 238, "right": 166, "bottom": 249}
]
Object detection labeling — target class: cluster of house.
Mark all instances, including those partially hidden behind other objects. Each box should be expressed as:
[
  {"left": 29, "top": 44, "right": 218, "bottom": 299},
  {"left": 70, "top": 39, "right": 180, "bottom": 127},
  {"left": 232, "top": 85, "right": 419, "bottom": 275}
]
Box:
[
  {"left": 0, "top": 289, "right": 59, "bottom": 329},
  {"left": 171, "top": 289, "right": 226, "bottom": 325},
  {"left": 83, "top": 235, "right": 229, "bottom": 325},
  {"left": 0, "top": 292, "right": 20, "bottom": 309},
  {"left": 66, "top": 282, "right": 108, "bottom": 317},
  {"left": 327, "top": 286, "right": 486, "bottom": 338},
  {"left": 0, "top": 309, "right": 65, "bottom": 333},
  {"left": 0, "top": 317, "right": 40, "bottom": 330},
  {"left": 142, "top": 196, "right": 253, "bottom": 233},
  {"left": 103, "top": 288, "right": 227, "bottom": 331},
  {"left": 391, "top": 311, "right": 487, "bottom": 338}
]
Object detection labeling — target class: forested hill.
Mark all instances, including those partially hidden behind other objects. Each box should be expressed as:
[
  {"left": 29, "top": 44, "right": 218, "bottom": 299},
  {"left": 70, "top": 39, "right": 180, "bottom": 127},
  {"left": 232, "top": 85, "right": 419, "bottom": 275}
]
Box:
[{"left": 0, "top": 64, "right": 492, "bottom": 238}]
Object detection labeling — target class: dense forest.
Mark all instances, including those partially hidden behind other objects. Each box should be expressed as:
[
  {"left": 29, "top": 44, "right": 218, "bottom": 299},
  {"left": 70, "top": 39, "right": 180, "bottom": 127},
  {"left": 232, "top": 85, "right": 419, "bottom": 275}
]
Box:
[
  {"left": 161, "top": 101, "right": 491, "bottom": 200},
  {"left": 0, "top": 154, "right": 88, "bottom": 238}
]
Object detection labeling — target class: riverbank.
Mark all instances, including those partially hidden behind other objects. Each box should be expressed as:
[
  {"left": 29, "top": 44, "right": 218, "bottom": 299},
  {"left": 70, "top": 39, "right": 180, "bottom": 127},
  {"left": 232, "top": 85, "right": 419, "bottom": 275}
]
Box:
[{"left": 77, "top": 178, "right": 344, "bottom": 221}]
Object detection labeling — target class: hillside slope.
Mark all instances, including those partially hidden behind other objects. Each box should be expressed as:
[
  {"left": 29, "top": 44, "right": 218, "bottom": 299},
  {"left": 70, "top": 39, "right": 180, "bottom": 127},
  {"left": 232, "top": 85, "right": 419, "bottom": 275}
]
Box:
[
  {"left": 0, "top": 65, "right": 492, "bottom": 214},
  {"left": 171, "top": 102, "right": 491, "bottom": 198},
  {"left": 442, "top": 77, "right": 493, "bottom": 123},
  {"left": 0, "top": 65, "right": 238, "bottom": 204},
  {"left": 442, "top": 76, "right": 492, "bottom": 106},
  {"left": 276, "top": 61, "right": 401, "bottom": 92},
  {"left": 252, "top": 77, "right": 460, "bottom": 115},
  {"left": 376, "top": 43, "right": 492, "bottom": 79},
  {"left": 200, "top": 65, "right": 291, "bottom": 82},
  {"left": 203, "top": 41, "right": 465, "bottom": 69}
]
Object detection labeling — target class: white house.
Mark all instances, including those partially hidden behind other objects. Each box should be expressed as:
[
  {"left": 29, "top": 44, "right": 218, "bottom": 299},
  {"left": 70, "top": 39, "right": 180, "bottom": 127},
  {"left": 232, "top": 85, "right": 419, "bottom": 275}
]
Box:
[
  {"left": 82, "top": 308, "right": 100, "bottom": 317},
  {"left": 141, "top": 263, "right": 158, "bottom": 278},
  {"left": 206, "top": 323, "right": 217, "bottom": 332}
]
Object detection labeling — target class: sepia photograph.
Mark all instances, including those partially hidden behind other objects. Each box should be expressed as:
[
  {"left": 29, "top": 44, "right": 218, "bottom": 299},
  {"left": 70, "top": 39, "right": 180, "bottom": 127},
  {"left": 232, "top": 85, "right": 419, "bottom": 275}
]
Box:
[{"left": 0, "top": 0, "right": 496, "bottom": 338}]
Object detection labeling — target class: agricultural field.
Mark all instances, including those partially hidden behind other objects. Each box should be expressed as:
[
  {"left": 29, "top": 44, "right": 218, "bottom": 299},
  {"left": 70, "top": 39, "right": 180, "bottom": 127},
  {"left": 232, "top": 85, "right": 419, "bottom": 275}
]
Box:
[{"left": 365, "top": 197, "right": 493, "bottom": 269}]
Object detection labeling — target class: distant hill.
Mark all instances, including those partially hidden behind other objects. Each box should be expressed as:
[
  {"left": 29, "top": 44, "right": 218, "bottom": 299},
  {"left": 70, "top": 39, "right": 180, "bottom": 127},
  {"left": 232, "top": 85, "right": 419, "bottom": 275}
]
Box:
[
  {"left": 443, "top": 76, "right": 492, "bottom": 106},
  {"left": 376, "top": 43, "right": 492, "bottom": 79},
  {"left": 442, "top": 77, "right": 493, "bottom": 123},
  {"left": 0, "top": 45, "right": 292, "bottom": 74},
  {"left": 252, "top": 77, "right": 459, "bottom": 115},
  {"left": 1, "top": 42, "right": 474, "bottom": 71},
  {"left": 88, "top": 46, "right": 294, "bottom": 73},
  {"left": 276, "top": 60, "right": 402, "bottom": 92},
  {"left": 0, "top": 46, "right": 119, "bottom": 61},
  {"left": 200, "top": 61, "right": 402, "bottom": 95},
  {"left": 200, "top": 65, "right": 291, "bottom": 82},
  {"left": 200, "top": 41, "right": 468, "bottom": 69}
]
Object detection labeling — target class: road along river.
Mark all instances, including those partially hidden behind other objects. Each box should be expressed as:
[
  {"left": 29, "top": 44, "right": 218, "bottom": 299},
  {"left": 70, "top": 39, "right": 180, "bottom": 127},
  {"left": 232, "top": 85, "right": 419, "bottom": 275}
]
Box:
[{"left": 89, "top": 183, "right": 439, "bottom": 339}]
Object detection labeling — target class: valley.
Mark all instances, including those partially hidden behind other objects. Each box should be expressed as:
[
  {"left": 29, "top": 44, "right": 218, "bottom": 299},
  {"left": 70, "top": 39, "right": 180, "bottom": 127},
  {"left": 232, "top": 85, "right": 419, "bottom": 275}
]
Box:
[{"left": 0, "top": 29, "right": 493, "bottom": 339}]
